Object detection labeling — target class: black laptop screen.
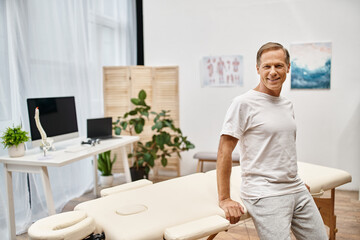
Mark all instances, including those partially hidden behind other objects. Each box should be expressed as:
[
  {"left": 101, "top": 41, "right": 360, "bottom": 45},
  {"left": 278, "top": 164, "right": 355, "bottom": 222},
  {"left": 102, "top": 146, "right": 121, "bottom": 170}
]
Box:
[{"left": 87, "top": 117, "right": 112, "bottom": 139}]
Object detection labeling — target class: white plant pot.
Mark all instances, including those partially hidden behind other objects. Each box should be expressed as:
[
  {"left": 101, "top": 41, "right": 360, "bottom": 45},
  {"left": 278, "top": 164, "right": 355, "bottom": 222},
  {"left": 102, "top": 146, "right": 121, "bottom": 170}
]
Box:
[
  {"left": 100, "top": 175, "right": 114, "bottom": 188},
  {"left": 8, "top": 143, "right": 25, "bottom": 157}
]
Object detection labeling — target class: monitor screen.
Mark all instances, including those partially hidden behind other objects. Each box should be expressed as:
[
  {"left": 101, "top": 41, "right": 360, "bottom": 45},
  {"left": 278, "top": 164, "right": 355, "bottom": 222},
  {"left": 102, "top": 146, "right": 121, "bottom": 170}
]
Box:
[
  {"left": 87, "top": 117, "right": 113, "bottom": 140},
  {"left": 27, "top": 96, "right": 79, "bottom": 147}
]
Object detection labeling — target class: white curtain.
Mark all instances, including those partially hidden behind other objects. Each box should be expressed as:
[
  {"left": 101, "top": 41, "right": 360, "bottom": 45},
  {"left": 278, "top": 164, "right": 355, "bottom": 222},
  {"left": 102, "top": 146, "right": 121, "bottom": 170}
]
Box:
[{"left": 0, "top": 0, "right": 137, "bottom": 237}]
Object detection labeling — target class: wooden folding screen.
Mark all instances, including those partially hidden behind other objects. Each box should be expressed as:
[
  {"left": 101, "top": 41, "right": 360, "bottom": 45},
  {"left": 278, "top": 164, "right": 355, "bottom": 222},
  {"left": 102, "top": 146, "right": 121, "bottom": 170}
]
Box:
[{"left": 103, "top": 66, "right": 180, "bottom": 178}]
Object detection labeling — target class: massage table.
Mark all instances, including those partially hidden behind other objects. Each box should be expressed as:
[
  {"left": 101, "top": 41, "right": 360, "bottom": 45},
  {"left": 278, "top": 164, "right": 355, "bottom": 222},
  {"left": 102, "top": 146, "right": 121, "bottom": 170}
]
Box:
[{"left": 28, "top": 161, "right": 351, "bottom": 240}]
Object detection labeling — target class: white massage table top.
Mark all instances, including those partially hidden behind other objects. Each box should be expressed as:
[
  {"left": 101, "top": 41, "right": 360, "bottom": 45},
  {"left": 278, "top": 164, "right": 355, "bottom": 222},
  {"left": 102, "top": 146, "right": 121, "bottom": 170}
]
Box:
[
  {"left": 28, "top": 210, "right": 95, "bottom": 240},
  {"left": 298, "top": 161, "right": 351, "bottom": 195},
  {"left": 75, "top": 172, "right": 249, "bottom": 240},
  {"left": 74, "top": 161, "right": 351, "bottom": 240}
]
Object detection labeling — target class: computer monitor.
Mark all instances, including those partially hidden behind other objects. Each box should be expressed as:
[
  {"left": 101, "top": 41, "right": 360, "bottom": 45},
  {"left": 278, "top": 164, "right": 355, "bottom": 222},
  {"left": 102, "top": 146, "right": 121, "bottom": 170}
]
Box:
[
  {"left": 26, "top": 96, "right": 79, "bottom": 147},
  {"left": 87, "top": 117, "right": 113, "bottom": 140}
]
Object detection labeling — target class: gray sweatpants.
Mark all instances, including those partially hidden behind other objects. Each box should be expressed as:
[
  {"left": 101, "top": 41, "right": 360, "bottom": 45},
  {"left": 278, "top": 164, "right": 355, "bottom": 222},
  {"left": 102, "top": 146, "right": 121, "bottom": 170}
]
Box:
[{"left": 242, "top": 190, "right": 328, "bottom": 240}]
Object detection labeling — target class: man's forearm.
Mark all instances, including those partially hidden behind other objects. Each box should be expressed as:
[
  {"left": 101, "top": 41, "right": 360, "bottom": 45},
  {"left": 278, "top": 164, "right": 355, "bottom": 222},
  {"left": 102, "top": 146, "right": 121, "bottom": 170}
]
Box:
[
  {"left": 217, "top": 151, "right": 232, "bottom": 201},
  {"left": 216, "top": 135, "right": 242, "bottom": 224},
  {"left": 217, "top": 135, "right": 238, "bottom": 201}
]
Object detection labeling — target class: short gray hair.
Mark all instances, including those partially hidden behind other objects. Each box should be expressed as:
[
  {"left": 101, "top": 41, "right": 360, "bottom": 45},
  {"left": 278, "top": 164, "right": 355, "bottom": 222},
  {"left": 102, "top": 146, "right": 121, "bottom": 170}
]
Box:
[{"left": 256, "top": 42, "right": 290, "bottom": 66}]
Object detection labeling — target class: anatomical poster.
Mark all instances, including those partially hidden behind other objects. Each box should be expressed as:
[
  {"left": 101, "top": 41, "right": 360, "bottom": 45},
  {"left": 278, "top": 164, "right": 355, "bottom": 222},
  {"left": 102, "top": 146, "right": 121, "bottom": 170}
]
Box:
[{"left": 201, "top": 55, "right": 244, "bottom": 87}]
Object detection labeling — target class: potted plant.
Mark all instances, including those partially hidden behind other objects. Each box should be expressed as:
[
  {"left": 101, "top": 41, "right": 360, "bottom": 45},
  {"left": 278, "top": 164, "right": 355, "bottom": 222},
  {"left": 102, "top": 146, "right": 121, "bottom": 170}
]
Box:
[
  {"left": 98, "top": 150, "right": 117, "bottom": 187},
  {"left": 113, "top": 90, "right": 195, "bottom": 180},
  {"left": 1, "top": 125, "right": 30, "bottom": 157}
]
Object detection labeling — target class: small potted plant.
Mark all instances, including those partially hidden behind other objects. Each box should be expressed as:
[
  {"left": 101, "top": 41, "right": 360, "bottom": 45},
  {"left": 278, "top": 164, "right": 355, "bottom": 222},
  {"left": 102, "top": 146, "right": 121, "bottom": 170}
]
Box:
[
  {"left": 1, "top": 125, "right": 30, "bottom": 157},
  {"left": 113, "top": 90, "right": 195, "bottom": 180},
  {"left": 98, "top": 150, "right": 117, "bottom": 187}
]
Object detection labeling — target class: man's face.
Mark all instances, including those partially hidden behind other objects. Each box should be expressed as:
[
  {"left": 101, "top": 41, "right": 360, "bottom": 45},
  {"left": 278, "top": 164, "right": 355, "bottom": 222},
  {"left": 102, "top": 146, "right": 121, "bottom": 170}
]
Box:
[{"left": 256, "top": 49, "right": 290, "bottom": 94}]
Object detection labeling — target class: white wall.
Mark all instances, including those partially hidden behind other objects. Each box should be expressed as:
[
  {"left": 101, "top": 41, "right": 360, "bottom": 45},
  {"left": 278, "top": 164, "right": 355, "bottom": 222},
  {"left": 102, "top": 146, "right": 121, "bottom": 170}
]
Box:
[{"left": 143, "top": 0, "right": 360, "bottom": 190}]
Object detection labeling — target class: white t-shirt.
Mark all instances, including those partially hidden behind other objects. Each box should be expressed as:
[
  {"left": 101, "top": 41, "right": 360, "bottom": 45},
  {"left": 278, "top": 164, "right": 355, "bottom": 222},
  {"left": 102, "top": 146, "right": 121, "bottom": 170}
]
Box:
[{"left": 221, "top": 89, "right": 305, "bottom": 199}]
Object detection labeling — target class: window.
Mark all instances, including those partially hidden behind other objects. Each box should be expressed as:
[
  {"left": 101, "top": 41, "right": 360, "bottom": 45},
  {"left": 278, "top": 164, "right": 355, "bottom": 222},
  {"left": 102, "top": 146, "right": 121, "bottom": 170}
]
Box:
[
  {"left": 89, "top": 0, "right": 121, "bottom": 66},
  {"left": 0, "top": 0, "right": 11, "bottom": 121}
]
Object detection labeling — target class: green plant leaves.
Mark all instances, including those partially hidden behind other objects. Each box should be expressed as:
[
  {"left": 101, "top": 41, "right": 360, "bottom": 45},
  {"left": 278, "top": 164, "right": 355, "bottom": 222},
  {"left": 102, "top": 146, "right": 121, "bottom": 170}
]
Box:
[
  {"left": 186, "top": 143, "right": 195, "bottom": 149},
  {"left": 144, "top": 153, "right": 153, "bottom": 166},
  {"left": 129, "top": 110, "right": 137, "bottom": 116},
  {"left": 152, "top": 121, "right": 163, "bottom": 131},
  {"left": 161, "top": 155, "right": 167, "bottom": 167},
  {"left": 155, "top": 135, "right": 164, "bottom": 148},
  {"left": 120, "top": 121, "right": 128, "bottom": 130},
  {"left": 139, "top": 90, "right": 146, "bottom": 100},
  {"left": 140, "top": 110, "right": 149, "bottom": 118},
  {"left": 98, "top": 150, "right": 117, "bottom": 176},
  {"left": 134, "top": 123, "right": 143, "bottom": 134},
  {"left": 131, "top": 98, "right": 140, "bottom": 105},
  {"left": 1, "top": 125, "right": 30, "bottom": 149},
  {"left": 111, "top": 89, "right": 195, "bottom": 172},
  {"left": 114, "top": 126, "right": 121, "bottom": 135}
]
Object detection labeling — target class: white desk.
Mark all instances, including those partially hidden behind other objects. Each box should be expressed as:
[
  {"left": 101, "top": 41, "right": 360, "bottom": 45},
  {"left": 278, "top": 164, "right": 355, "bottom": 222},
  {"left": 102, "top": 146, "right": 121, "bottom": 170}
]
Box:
[{"left": 0, "top": 135, "right": 139, "bottom": 240}]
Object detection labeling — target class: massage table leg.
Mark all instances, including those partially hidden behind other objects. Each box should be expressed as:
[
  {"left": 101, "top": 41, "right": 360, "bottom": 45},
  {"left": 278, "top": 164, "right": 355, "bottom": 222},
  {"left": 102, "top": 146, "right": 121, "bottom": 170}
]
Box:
[
  {"left": 314, "top": 188, "right": 337, "bottom": 240},
  {"left": 207, "top": 233, "right": 218, "bottom": 240}
]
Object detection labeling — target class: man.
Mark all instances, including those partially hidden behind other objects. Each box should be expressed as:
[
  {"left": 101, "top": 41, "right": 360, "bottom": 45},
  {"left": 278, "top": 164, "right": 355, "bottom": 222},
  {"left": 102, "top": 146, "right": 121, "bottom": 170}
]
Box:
[{"left": 217, "top": 42, "right": 327, "bottom": 240}]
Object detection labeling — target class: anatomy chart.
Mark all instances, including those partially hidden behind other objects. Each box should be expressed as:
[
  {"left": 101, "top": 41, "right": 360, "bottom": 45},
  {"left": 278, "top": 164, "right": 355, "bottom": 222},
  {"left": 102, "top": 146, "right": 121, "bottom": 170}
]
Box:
[{"left": 201, "top": 55, "right": 243, "bottom": 87}]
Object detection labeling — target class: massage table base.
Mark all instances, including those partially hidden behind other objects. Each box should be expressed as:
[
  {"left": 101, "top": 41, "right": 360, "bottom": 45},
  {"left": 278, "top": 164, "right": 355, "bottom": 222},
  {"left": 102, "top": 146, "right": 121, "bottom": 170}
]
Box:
[
  {"left": 314, "top": 188, "right": 337, "bottom": 240},
  {"left": 207, "top": 233, "right": 218, "bottom": 240}
]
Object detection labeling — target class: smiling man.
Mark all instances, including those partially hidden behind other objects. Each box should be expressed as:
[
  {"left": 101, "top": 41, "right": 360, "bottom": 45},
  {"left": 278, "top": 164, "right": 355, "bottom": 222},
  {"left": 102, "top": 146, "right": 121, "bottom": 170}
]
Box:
[{"left": 217, "top": 42, "right": 327, "bottom": 239}]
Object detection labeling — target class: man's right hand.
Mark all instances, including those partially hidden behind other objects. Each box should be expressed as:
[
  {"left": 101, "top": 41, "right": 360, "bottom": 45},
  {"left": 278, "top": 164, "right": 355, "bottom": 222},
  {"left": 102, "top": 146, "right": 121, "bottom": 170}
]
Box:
[{"left": 219, "top": 198, "right": 245, "bottom": 224}]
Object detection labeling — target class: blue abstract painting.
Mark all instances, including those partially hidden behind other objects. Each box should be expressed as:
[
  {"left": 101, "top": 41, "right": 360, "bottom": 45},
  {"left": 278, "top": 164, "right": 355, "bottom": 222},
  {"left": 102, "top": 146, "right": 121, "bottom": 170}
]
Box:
[{"left": 290, "top": 42, "right": 331, "bottom": 89}]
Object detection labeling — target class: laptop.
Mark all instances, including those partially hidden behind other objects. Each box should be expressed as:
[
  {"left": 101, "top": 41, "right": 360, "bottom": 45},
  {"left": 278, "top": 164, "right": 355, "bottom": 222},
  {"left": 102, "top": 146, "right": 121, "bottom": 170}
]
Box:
[{"left": 87, "top": 117, "right": 114, "bottom": 140}]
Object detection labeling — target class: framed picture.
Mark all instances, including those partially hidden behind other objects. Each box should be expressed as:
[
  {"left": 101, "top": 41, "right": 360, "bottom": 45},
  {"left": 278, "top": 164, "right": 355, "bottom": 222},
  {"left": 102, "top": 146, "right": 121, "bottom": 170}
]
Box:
[
  {"left": 290, "top": 42, "right": 331, "bottom": 89},
  {"left": 201, "top": 55, "right": 244, "bottom": 87}
]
